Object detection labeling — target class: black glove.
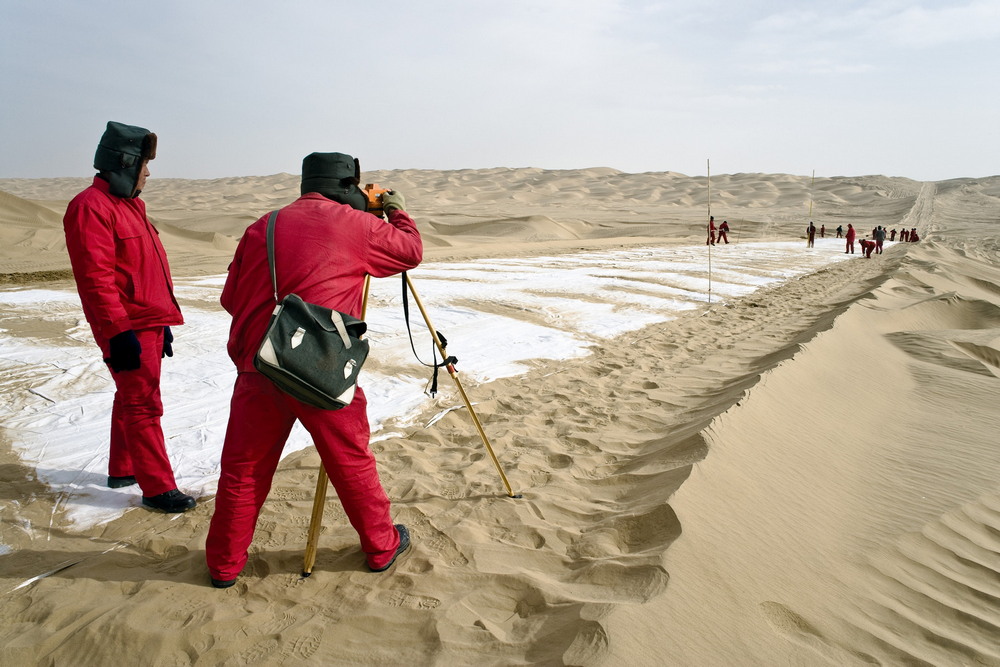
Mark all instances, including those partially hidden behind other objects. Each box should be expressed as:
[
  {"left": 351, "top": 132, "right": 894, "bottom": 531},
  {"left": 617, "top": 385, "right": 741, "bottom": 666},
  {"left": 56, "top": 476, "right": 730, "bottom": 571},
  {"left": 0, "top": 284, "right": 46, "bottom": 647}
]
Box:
[
  {"left": 105, "top": 330, "right": 142, "bottom": 372},
  {"left": 162, "top": 326, "right": 174, "bottom": 358}
]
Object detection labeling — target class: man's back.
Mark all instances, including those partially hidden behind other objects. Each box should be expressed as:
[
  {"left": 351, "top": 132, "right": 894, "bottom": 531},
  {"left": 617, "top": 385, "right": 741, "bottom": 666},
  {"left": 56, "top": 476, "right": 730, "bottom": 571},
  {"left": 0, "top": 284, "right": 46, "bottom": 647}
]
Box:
[{"left": 221, "top": 193, "right": 422, "bottom": 372}]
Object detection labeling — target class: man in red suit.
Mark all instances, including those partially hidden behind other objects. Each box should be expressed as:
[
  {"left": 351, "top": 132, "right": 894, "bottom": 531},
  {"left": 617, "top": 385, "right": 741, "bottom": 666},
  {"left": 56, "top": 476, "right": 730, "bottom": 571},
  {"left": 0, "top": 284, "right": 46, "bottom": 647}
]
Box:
[
  {"left": 206, "top": 152, "right": 423, "bottom": 588},
  {"left": 845, "top": 223, "right": 857, "bottom": 254},
  {"left": 63, "top": 121, "right": 195, "bottom": 514}
]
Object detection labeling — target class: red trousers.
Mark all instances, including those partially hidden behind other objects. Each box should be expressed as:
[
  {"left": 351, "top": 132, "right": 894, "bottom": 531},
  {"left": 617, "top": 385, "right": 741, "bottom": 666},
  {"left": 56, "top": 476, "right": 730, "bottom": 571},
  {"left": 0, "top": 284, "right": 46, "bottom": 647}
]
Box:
[
  {"left": 206, "top": 373, "right": 400, "bottom": 579},
  {"left": 100, "top": 327, "right": 177, "bottom": 496}
]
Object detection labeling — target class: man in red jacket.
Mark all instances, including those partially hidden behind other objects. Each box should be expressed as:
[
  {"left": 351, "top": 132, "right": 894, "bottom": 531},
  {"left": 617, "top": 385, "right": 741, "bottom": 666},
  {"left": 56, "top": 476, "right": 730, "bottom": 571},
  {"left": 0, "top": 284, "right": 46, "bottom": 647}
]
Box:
[
  {"left": 845, "top": 223, "right": 856, "bottom": 254},
  {"left": 717, "top": 219, "right": 730, "bottom": 244},
  {"left": 63, "top": 121, "right": 195, "bottom": 513},
  {"left": 206, "top": 152, "right": 423, "bottom": 588}
]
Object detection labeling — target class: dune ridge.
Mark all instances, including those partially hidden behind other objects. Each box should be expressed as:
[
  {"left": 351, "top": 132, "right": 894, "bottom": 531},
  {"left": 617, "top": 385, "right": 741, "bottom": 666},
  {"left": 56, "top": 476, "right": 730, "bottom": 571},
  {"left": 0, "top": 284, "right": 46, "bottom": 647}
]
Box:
[{"left": 609, "top": 237, "right": 1000, "bottom": 665}]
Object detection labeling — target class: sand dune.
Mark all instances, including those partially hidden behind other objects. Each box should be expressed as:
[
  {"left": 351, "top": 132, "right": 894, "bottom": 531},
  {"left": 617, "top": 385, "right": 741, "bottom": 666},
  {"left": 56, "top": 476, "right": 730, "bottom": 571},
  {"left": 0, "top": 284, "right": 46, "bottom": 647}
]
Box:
[
  {"left": 0, "top": 170, "right": 930, "bottom": 273},
  {"left": 607, "top": 237, "right": 1000, "bottom": 665},
  {"left": 1, "top": 169, "right": 999, "bottom": 665}
]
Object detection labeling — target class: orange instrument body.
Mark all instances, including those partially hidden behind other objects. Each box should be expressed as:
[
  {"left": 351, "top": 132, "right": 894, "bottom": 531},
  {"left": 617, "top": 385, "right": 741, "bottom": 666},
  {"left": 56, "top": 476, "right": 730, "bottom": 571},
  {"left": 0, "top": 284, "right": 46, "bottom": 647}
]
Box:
[{"left": 363, "top": 183, "right": 390, "bottom": 218}]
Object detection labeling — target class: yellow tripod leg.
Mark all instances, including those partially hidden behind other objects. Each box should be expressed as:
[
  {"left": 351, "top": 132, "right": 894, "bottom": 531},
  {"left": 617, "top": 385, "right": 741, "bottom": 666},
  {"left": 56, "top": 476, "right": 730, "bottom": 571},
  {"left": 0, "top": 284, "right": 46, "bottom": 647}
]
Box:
[{"left": 404, "top": 273, "right": 519, "bottom": 498}]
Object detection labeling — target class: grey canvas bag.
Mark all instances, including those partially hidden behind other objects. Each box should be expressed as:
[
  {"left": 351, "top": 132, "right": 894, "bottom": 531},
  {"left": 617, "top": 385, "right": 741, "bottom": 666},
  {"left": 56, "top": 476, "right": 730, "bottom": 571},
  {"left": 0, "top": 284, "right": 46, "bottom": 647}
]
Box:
[{"left": 253, "top": 210, "right": 369, "bottom": 410}]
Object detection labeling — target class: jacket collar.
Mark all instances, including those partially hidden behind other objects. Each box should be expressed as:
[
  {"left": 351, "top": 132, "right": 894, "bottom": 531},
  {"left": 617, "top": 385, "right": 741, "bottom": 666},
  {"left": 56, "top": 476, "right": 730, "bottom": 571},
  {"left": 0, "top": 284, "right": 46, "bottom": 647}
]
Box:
[{"left": 92, "top": 174, "right": 113, "bottom": 194}]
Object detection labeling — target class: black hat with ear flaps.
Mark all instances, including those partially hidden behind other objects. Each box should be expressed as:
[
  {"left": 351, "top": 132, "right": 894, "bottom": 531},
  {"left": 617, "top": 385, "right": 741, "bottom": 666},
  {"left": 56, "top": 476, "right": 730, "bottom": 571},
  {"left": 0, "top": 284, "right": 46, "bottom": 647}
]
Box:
[
  {"left": 300, "top": 152, "right": 368, "bottom": 211},
  {"left": 94, "top": 121, "right": 157, "bottom": 198}
]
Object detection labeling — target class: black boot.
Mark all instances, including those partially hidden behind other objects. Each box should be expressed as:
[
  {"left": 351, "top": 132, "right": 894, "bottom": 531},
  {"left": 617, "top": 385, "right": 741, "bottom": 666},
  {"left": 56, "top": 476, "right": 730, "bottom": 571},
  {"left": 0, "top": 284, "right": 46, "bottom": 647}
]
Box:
[
  {"left": 142, "top": 489, "right": 196, "bottom": 513},
  {"left": 369, "top": 525, "right": 411, "bottom": 572}
]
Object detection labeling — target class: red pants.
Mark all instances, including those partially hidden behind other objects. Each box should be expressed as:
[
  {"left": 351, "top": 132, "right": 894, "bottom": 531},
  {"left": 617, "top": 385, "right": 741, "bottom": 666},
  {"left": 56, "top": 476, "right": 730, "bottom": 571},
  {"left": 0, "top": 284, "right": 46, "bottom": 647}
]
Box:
[
  {"left": 206, "top": 372, "right": 400, "bottom": 579},
  {"left": 99, "top": 327, "right": 177, "bottom": 496},
  {"left": 718, "top": 231, "right": 728, "bottom": 243}
]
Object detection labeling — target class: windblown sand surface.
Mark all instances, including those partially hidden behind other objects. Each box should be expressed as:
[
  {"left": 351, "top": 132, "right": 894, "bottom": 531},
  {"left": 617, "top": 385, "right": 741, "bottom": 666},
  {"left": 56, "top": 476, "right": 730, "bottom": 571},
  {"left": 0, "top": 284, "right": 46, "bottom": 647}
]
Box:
[{"left": 2, "top": 169, "right": 1000, "bottom": 665}]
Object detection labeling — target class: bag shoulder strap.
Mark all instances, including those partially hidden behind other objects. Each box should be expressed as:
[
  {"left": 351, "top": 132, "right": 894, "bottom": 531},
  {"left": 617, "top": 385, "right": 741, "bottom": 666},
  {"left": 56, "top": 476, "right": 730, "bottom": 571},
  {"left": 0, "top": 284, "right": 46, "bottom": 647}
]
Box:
[{"left": 265, "top": 210, "right": 279, "bottom": 303}]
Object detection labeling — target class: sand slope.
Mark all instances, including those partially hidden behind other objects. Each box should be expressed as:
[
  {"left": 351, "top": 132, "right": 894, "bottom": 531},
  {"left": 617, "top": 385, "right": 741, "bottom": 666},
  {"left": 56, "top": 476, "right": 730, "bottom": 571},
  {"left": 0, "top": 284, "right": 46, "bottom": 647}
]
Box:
[
  {"left": 2, "top": 170, "right": 999, "bottom": 665},
  {"left": 609, "top": 237, "right": 1000, "bottom": 665}
]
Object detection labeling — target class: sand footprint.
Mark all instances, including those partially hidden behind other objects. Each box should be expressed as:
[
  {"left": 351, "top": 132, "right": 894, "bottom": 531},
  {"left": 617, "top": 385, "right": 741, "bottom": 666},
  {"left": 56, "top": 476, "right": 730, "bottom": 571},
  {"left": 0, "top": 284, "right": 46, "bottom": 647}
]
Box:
[
  {"left": 376, "top": 589, "right": 442, "bottom": 610},
  {"left": 279, "top": 633, "right": 321, "bottom": 661},
  {"left": 228, "top": 638, "right": 280, "bottom": 665}
]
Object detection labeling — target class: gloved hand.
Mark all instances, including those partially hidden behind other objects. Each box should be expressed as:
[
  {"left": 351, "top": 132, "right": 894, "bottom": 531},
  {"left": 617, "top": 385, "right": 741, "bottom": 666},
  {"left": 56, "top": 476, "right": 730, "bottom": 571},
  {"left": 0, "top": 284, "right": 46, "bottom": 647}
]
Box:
[
  {"left": 162, "top": 326, "right": 174, "bottom": 358},
  {"left": 382, "top": 190, "right": 406, "bottom": 214},
  {"left": 105, "top": 330, "right": 142, "bottom": 372}
]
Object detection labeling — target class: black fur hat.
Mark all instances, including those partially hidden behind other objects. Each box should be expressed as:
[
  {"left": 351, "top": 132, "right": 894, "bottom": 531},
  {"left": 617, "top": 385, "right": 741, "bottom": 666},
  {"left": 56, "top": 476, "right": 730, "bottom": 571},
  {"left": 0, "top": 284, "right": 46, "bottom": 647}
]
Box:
[
  {"left": 93, "top": 121, "right": 157, "bottom": 198},
  {"left": 300, "top": 152, "right": 367, "bottom": 211}
]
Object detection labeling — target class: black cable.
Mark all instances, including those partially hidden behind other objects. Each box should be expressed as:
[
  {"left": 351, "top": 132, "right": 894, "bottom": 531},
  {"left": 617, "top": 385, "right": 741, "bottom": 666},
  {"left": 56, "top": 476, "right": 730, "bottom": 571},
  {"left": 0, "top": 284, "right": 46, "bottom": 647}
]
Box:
[{"left": 401, "top": 272, "right": 458, "bottom": 396}]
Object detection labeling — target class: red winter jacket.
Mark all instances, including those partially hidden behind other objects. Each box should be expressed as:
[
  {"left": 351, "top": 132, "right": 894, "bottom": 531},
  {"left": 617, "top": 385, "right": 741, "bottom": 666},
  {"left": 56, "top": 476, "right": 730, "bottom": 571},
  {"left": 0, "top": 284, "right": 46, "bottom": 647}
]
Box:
[
  {"left": 63, "top": 176, "right": 183, "bottom": 342},
  {"left": 221, "top": 193, "right": 423, "bottom": 373}
]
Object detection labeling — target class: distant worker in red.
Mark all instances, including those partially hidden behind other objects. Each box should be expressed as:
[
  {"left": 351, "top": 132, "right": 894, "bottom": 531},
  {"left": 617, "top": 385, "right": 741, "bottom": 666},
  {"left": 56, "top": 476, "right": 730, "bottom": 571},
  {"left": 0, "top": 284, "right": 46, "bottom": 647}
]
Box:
[
  {"left": 62, "top": 121, "right": 195, "bottom": 513},
  {"left": 717, "top": 219, "right": 730, "bottom": 244},
  {"left": 206, "top": 152, "right": 423, "bottom": 589},
  {"left": 890, "top": 228, "right": 897, "bottom": 241},
  {"left": 845, "top": 223, "right": 856, "bottom": 254},
  {"left": 860, "top": 238, "right": 876, "bottom": 258},
  {"left": 910, "top": 227, "right": 919, "bottom": 242},
  {"left": 707, "top": 216, "right": 717, "bottom": 245},
  {"left": 820, "top": 224, "right": 825, "bottom": 238}
]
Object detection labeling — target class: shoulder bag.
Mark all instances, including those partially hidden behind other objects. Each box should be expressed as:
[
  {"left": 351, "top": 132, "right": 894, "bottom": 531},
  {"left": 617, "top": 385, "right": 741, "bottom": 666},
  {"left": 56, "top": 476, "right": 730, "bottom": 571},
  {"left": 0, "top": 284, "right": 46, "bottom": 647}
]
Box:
[{"left": 253, "top": 210, "right": 369, "bottom": 410}]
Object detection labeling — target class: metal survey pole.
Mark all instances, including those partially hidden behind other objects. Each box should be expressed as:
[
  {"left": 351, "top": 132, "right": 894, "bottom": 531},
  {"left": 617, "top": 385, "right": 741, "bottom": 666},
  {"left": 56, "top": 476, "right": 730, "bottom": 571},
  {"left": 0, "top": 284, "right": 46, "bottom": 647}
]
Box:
[{"left": 707, "top": 159, "right": 712, "bottom": 305}]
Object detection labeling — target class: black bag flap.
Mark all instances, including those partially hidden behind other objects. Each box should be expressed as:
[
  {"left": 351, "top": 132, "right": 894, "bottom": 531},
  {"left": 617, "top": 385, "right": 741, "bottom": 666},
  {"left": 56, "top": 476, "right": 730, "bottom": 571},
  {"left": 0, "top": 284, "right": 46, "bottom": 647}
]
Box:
[{"left": 280, "top": 293, "right": 368, "bottom": 338}]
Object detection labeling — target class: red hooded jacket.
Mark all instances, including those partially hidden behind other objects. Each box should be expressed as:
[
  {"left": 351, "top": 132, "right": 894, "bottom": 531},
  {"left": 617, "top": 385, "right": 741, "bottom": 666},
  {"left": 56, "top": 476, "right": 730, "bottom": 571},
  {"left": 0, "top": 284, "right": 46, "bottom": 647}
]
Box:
[
  {"left": 63, "top": 176, "right": 183, "bottom": 342},
  {"left": 221, "top": 193, "right": 423, "bottom": 373}
]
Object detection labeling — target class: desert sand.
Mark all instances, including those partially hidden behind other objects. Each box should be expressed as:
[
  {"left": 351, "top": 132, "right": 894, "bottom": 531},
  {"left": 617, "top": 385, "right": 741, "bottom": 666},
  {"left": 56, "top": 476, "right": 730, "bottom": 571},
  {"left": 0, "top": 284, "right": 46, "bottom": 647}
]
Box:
[{"left": 1, "top": 168, "right": 999, "bottom": 665}]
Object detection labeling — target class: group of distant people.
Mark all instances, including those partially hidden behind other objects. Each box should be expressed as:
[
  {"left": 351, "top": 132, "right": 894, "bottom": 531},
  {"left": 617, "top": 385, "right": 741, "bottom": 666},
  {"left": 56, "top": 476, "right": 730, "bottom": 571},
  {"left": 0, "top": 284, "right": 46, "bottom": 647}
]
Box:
[
  {"left": 706, "top": 216, "right": 730, "bottom": 245},
  {"left": 841, "top": 223, "right": 920, "bottom": 258},
  {"left": 708, "top": 217, "right": 921, "bottom": 255}
]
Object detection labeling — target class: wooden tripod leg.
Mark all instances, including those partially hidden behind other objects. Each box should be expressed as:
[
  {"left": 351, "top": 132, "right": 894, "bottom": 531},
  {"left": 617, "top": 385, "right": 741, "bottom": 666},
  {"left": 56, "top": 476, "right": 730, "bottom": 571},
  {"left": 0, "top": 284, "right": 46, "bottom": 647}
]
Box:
[
  {"left": 404, "top": 274, "right": 519, "bottom": 498},
  {"left": 302, "top": 276, "right": 371, "bottom": 577},
  {"left": 301, "top": 468, "right": 329, "bottom": 576}
]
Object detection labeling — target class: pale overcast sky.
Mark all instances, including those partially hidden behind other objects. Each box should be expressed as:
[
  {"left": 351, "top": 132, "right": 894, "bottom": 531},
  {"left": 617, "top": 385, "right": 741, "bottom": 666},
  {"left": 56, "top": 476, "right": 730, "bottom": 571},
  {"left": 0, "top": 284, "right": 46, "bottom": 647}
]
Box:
[{"left": 2, "top": 0, "right": 997, "bottom": 181}]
